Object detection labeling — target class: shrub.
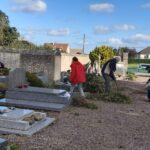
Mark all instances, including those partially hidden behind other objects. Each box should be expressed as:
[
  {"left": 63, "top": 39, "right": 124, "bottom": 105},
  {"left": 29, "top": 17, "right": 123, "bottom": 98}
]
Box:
[
  {"left": 0, "top": 68, "right": 10, "bottom": 76},
  {"left": 26, "top": 72, "right": 44, "bottom": 87},
  {"left": 128, "top": 59, "right": 150, "bottom": 64},
  {"left": 9, "top": 143, "right": 19, "bottom": 150},
  {"left": 0, "top": 83, "right": 7, "bottom": 90},
  {"left": 83, "top": 73, "right": 104, "bottom": 93}
]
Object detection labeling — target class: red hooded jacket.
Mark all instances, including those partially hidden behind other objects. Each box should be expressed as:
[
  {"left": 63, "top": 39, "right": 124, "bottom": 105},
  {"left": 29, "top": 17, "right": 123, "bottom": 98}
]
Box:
[{"left": 70, "top": 61, "right": 86, "bottom": 85}]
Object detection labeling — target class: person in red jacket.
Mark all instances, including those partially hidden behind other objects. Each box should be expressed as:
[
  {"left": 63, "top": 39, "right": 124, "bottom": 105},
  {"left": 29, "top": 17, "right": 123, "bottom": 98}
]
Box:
[{"left": 70, "top": 57, "right": 86, "bottom": 97}]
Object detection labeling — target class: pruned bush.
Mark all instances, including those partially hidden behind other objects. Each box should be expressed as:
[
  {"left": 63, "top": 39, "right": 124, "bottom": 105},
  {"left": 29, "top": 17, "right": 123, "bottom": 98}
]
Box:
[
  {"left": 26, "top": 72, "right": 44, "bottom": 87},
  {"left": 83, "top": 73, "right": 104, "bottom": 93},
  {"left": 72, "top": 96, "right": 98, "bottom": 109}
]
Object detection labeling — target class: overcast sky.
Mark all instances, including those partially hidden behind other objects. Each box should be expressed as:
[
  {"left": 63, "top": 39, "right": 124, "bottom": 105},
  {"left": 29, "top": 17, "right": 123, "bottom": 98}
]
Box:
[{"left": 0, "top": 0, "right": 150, "bottom": 53}]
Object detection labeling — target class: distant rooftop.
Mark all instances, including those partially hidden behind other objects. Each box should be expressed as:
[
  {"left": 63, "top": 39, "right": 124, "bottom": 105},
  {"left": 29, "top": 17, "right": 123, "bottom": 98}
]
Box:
[
  {"left": 138, "top": 47, "right": 150, "bottom": 54},
  {"left": 70, "top": 48, "right": 83, "bottom": 54},
  {"left": 44, "top": 43, "right": 69, "bottom": 53}
]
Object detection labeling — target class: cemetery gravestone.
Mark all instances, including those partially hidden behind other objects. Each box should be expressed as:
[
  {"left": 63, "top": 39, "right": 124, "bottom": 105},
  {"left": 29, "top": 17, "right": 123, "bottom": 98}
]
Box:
[
  {"left": 0, "top": 68, "right": 71, "bottom": 111},
  {"left": 0, "top": 106, "right": 55, "bottom": 136},
  {"left": 8, "top": 68, "right": 26, "bottom": 90}
]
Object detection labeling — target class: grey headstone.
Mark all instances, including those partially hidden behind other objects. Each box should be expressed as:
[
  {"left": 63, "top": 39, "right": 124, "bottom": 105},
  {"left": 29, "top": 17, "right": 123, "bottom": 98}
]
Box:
[{"left": 8, "top": 68, "right": 27, "bottom": 90}]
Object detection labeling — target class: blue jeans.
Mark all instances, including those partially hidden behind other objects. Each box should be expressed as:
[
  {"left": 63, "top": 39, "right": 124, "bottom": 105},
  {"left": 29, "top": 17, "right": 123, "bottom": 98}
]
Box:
[{"left": 70, "top": 83, "right": 85, "bottom": 97}]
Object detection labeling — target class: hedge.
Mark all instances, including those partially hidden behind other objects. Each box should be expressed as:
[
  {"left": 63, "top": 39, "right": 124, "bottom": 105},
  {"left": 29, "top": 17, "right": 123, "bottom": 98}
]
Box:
[{"left": 128, "top": 59, "right": 150, "bottom": 64}]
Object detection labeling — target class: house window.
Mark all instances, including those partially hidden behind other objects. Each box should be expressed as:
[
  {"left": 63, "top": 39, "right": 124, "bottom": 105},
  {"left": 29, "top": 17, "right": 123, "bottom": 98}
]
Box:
[{"left": 144, "top": 54, "right": 149, "bottom": 59}]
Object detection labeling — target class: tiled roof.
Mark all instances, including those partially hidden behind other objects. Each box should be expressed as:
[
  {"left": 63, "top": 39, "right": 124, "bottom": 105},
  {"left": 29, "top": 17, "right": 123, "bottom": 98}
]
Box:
[
  {"left": 138, "top": 47, "right": 150, "bottom": 54},
  {"left": 44, "top": 43, "right": 69, "bottom": 52}
]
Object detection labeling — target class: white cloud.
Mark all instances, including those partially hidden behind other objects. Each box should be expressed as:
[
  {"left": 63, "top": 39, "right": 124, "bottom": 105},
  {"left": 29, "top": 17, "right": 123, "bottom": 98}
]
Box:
[
  {"left": 142, "top": 3, "right": 150, "bottom": 8},
  {"left": 47, "top": 28, "right": 70, "bottom": 36},
  {"left": 94, "top": 26, "right": 111, "bottom": 34},
  {"left": 130, "top": 34, "right": 150, "bottom": 42},
  {"left": 11, "top": 0, "right": 47, "bottom": 12},
  {"left": 89, "top": 3, "right": 114, "bottom": 12},
  {"left": 108, "top": 38, "right": 124, "bottom": 45},
  {"left": 114, "top": 24, "right": 135, "bottom": 31}
]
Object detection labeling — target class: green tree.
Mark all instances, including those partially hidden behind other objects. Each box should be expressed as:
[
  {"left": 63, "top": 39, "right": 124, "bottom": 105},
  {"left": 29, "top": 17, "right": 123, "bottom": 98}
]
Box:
[
  {"left": 0, "top": 10, "right": 19, "bottom": 47},
  {"left": 89, "top": 45, "right": 114, "bottom": 65},
  {"left": 0, "top": 10, "right": 9, "bottom": 46},
  {"left": 3, "top": 27, "right": 19, "bottom": 46}
]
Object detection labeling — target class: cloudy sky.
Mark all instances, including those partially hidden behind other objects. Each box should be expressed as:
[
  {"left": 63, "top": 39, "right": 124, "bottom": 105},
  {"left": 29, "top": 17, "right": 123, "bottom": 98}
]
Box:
[{"left": 0, "top": 0, "right": 150, "bottom": 53}]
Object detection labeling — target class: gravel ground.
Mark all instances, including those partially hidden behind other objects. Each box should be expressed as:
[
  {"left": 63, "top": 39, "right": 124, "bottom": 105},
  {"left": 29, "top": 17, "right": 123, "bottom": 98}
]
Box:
[{"left": 1, "top": 76, "right": 150, "bottom": 150}]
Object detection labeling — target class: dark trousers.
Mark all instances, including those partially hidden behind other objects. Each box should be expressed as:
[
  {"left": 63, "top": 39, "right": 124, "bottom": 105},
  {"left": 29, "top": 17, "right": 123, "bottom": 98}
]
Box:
[{"left": 103, "top": 73, "right": 111, "bottom": 93}]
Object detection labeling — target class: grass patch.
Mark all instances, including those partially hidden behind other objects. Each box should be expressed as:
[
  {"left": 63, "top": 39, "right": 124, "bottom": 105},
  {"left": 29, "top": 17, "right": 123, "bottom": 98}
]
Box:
[{"left": 128, "top": 63, "right": 138, "bottom": 68}]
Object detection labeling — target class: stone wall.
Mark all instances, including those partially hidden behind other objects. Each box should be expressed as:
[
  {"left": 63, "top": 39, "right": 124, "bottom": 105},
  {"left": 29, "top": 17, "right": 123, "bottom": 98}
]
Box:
[
  {"left": 60, "top": 53, "right": 90, "bottom": 72},
  {"left": 0, "top": 50, "right": 20, "bottom": 69},
  {"left": 122, "top": 52, "right": 128, "bottom": 69},
  {"left": 20, "top": 52, "right": 55, "bottom": 81},
  {"left": 0, "top": 50, "right": 56, "bottom": 82},
  {"left": 0, "top": 50, "right": 90, "bottom": 82},
  {"left": 0, "top": 49, "right": 129, "bottom": 82}
]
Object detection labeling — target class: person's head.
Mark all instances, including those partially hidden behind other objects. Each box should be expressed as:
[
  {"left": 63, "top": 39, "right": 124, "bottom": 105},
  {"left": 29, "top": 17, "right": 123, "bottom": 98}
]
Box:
[
  {"left": 67, "top": 70, "right": 70, "bottom": 73},
  {"left": 72, "top": 57, "right": 78, "bottom": 62},
  {"left": 114, "top": 56, "right": 121, "bottom": 63}
]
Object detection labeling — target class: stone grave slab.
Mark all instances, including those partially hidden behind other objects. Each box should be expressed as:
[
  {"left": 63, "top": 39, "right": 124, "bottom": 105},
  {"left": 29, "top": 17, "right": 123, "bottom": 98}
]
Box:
[
  {"left": 0, "top": 107, "right": 33, "bottom": 120},
  {"left": 6, "top": 87, "right": 70, "bottom": 104},
  {"left": 2, "top": 68, "right": 71, "bottom": 111},
  {"left": 0, "top": 107, "right": 55, "bottom": 136},
  {"left": 0, "top": 98, "right": 67, "bottom": 111}
]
